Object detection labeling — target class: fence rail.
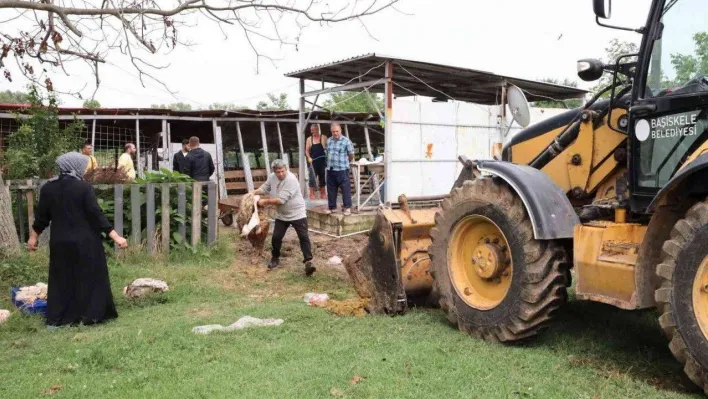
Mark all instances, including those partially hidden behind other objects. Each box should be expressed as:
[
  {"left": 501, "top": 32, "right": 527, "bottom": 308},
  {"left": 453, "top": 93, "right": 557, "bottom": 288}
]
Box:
[{"left": 6, "top": 180, "right": 218, "bottom": 256}]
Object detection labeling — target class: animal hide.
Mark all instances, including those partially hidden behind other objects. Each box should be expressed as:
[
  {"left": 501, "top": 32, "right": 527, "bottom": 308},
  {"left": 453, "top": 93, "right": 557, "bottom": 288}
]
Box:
[
  {"left": 237, "top": 192, "right": 269, "bottom": 254},
  {"left": 123, "top": 278, "right": 169, "bottom": 299},
  {"left": 236, "top": 193, "right": 256, "bottom": 231}
]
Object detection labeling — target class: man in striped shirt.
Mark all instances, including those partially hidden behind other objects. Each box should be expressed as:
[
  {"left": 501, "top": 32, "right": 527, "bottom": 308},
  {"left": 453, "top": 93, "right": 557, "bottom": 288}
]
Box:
[{"left": 325, "top": 123, "right": 355, "bottom": 216}]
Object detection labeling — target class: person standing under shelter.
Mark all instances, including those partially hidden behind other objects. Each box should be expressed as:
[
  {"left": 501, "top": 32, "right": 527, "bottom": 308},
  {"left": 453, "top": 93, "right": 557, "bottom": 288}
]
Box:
[
  {"left": 118, "top": 143, "right": 136, "bottom": 182},
  {"left": 184, "top": 136, "right": 215, "bottom": 182},
  {"left": 173, "top": 139, "right": 190, "bottom": 173},
  {"left": 28, "top": 152, "right": 128, "bottom": 328},
  {"left": 305, "top": 124, "right": 328, "bottom": 200},
  {"left": 81, "top": 142, "right": 98, "bottom": 173},
  {"left": 325, "top": 123, "right": 355, "bottom": 216},
  {"left": 254, "top": 159, "right": 316, "bottom": 276}
]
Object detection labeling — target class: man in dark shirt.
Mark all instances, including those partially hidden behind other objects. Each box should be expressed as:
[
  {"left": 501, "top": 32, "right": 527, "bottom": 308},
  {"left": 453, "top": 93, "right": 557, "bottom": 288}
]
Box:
[
  {"left": 172, "top": 139, "right": 190, "bottom": 173},
  {"left": 184, "top": 136, "right": 215, "bottom": 182}
]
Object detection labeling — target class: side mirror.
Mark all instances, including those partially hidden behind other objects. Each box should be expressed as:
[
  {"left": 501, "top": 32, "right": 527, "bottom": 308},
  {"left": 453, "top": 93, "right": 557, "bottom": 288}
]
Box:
[
  {"left": 594, "top": 0, "right": 611, "bottom": 19},
  {"left": 577, "top": 59, "right": 605, "bottom": 82}
]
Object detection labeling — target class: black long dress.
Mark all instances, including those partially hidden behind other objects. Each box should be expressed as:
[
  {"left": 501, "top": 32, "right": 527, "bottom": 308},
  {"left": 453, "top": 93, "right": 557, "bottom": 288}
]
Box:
[{"left": 32, "top": 176, "right": 118, "bottom": 326}]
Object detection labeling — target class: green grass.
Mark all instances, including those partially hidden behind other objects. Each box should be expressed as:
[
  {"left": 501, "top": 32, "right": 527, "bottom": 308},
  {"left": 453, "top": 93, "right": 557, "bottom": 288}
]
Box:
[{"left": 0, "top": 234, "right": 703, "bottom": 399}]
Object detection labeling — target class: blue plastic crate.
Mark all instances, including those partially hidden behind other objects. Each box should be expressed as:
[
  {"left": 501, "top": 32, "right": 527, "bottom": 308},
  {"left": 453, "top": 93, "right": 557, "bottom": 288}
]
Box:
[{"left": 10, "top": 287, "right": 47, "bottom": 316}]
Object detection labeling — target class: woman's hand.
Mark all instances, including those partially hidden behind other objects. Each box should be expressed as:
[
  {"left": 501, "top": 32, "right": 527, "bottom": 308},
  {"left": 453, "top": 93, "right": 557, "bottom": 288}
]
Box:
[
  {"left": 27, "top": 236, "right": 38, "bottom": 252},
  {"left": 108, "top": 230, "right": 129, "bottom": 249},
  {"left": 114, "top": 236, "right": 128, "bottom": 249}
]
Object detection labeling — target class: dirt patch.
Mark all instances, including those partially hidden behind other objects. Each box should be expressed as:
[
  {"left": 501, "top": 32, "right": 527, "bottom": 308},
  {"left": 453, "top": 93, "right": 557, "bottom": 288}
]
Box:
[{"left": 207, "top": 229, "right": 365, "bottom": 299}]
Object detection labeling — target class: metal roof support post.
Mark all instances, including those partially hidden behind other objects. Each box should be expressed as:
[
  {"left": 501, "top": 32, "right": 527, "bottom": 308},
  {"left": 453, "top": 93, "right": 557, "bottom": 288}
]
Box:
[
  {"left": 166, "top": 122, "right": 172, "bottom": 170},
  {"left": 344, "top": 124, "right": 350, "bottom": 139},
  {"left": 499, "top": 83, "right": 508, "bottom": 144},
  {"left": 91, "top": 117, "right": 96, "bottom": 149},
  {"left": 298, "top": 79, "right": 306, "bottom": 194},
  {"left": 136, "top": 117, "right": 142, "bottom": 179},
  {"left": 161, "top": 119, "right": 168, "bottom": 169},
  {"left": 237, "top": 122, "right": 254, "bottom": 192},
  {"left": 213, "top": 120, "right": 227, "bottom": 199},
  {"left": 260, "top": 121, "right": 271, "bottom": 174},
  {"left": 384, "top": 61, "right": 393, "bottom": 204},
  {"left": 276, "top": 123, "right": 286, "bottom": 168},
  {"left": 364, "top": 126, "right": 373, "bottom": 159}
]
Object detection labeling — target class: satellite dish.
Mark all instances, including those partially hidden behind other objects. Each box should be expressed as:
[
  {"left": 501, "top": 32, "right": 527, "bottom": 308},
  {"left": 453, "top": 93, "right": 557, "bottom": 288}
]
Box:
[{"left": 506, "top": 84, "right": 531, "bottom": 128}]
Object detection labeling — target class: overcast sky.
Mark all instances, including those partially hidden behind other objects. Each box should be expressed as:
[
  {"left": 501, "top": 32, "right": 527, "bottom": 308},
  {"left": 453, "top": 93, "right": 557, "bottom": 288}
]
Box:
[{"left": 1, "top": 0, "right": 654, "bottom": 109}]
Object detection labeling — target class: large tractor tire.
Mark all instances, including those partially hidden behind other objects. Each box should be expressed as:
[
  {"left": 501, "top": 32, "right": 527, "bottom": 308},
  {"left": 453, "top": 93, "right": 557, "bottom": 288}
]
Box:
[
  {"left": 430, "top": 178, "right": 570, "bottom": 342},
  {"left": 656, "top": 200, "right": 708, "bottom": 393}
]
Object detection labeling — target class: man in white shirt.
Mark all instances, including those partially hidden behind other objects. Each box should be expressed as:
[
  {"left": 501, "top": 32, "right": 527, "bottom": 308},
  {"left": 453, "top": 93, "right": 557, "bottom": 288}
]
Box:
[{"left": 254, "top": 159, "right": 315, "bottom": 276}]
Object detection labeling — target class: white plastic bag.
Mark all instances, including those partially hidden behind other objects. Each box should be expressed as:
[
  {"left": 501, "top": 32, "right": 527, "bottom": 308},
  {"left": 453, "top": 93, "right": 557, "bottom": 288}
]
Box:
[
  {"left": 192, "top": 316, "right": 284, "bottom": 335},
  {"left": 241, "top": 195, "right": 260, "bottom": 237},
  {"left": 303, "top": 293, "right": 330, "bottom": 306},
  {"left": 0, "top": 309, "right": 10, "bottom": 325}
]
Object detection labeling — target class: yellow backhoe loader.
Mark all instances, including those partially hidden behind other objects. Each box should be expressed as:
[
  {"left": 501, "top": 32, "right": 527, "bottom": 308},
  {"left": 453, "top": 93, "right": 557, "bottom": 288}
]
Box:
[{"left": 345, "top": 0, "right": 708, "bottom": 392}]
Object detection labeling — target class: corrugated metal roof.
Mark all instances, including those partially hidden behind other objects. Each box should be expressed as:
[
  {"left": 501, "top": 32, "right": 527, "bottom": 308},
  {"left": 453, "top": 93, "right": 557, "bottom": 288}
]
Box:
[
  {"left": 285, "top": 53, "right": 587, "bottom": 105},
  {"left": 0, "top": 104, "right": 378, "bottom": 120}
]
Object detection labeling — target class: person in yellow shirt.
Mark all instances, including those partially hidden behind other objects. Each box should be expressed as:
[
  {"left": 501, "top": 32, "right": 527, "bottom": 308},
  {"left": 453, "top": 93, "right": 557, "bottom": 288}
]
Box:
[
  {"left": 81, "top": 142, "right": 98, "bottom": 173},
  {"left": 118, "top": 143, "right": 137, "bottom": 181}
]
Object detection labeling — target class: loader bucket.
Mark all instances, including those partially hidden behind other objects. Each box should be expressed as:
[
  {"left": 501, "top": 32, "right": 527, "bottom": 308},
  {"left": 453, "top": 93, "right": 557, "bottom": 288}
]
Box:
[{"left": 344, "top": 205, "right": 440, "bottom": 315}]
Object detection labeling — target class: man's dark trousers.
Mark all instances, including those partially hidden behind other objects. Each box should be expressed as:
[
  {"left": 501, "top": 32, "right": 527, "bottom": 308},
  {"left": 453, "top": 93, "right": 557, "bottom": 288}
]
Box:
[
  {"left": 326, "top": 169, "right": 352, "bottom": 210},
  {"left": 271, "top": 218, "right": 313, "bottom": 262}
]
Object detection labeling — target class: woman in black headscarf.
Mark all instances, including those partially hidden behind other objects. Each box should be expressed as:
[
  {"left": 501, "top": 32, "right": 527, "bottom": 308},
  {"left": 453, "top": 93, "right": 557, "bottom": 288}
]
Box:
[{"left": 27, "top": 152, "right": 128, "bottom": 327}]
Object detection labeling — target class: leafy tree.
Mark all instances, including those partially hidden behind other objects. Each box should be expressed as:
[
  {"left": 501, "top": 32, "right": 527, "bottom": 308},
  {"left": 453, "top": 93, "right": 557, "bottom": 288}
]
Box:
[
  {"left": 665, "top": 32, "right": 708, "bottom": 88},
  {"left": 0, "top": 90, "right": 29, "bottom": 104},
  {"left": 322, "top": 92, "right": 384, "bottom": 113},
  {"left": 532, "top": 78, "right": 584, "bottom": 109},
  {"left": 83, "top": 99, "right": 101, "bottom": 109},
  {"left": 151, "top": 102, "right": 193, "bottom": 111},
  {"left": 207, "top": 103, "right": 248, "bottom": 111},
  {"left": 591, "top": 38, "right": 639, "bottom": 98},
  {"left": 0, "top": 1, "right": 397, "bottom": 97},
  {"left": 2, "top": 85, "right": 85, "bottom": 179},
  {"left": 256, "top": 93, "right": 290, "bottom": 111}
]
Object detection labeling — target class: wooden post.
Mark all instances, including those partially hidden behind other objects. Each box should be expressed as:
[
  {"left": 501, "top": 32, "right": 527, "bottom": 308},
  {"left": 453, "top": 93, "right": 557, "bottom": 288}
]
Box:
[
  {"left": 191, "top": 182, "right": 201, "bottom": 247},
  {"left": 131, "top": 184, "right": 141, "bottom": 246},
  {"left": 161, "top": 183, "right": 170, "bottom": 254},
  {"left": 207, "top": 182, "right": 217, "bottom": 245},
  {"left": 25, "top": 190, "right": 35, "bottom": 228},
  {"left": 146, "top": 183, "right": 156, "bottom": 255},
  {"left": 344, "top": 124, "right": 350, "bottom": 139},
  {"left": 178, "top": 183, "right": 186, "bottom": 246},
  {"left": 260, "top": 121, "right": 271, "bottom": 174},
  {"left": 16, "top": 189, "right": 25, "bottom": 241},
  {"left": 114, "top": 185, "right": 124, "bottom": 253}
]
